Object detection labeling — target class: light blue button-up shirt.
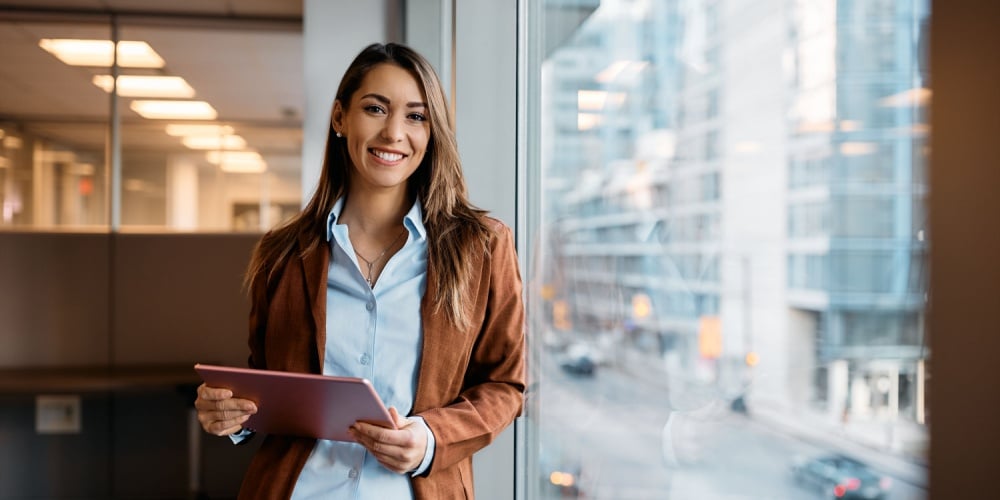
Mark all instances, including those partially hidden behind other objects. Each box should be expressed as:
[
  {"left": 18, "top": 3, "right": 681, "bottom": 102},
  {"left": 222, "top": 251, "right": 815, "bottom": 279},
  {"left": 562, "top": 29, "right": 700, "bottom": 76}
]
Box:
[{"left": 290, "top": 197, "right": 435, "bottom": 500}]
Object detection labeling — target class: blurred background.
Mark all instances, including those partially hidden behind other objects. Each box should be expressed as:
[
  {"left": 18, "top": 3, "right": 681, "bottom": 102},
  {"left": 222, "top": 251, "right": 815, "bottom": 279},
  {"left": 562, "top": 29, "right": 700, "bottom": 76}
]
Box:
[{"left": 524, "top": 0, "right": 929, "bottom": 498}]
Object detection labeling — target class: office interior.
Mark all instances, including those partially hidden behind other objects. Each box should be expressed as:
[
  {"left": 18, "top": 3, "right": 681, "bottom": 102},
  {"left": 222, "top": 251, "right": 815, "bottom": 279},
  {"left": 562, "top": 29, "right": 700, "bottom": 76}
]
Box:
[{"left": 0, "top": 0, "right": 996, "bottom": 498}]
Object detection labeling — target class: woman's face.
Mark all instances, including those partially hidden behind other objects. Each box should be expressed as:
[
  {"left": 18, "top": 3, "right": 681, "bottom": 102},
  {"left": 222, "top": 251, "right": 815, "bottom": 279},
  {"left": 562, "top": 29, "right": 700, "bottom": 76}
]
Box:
[{"left": 333, "top": 63, "right": 430, "bottom": 196}]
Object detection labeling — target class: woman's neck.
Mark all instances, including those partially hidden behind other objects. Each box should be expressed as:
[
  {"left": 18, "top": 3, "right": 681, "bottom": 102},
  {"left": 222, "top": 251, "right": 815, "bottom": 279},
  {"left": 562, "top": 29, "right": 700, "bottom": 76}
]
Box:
[{"left": 340, "top": 187, "right": 411, "bottom": 235}]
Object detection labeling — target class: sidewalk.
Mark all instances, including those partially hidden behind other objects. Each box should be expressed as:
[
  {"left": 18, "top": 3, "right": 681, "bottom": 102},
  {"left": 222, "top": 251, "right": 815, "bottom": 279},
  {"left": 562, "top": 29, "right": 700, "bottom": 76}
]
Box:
[
  {"left": 613, "top": 349, "right": 929, "bottom": 489},
  {"left": 750, "top": 404, "right": 928, "bottom": 489}
]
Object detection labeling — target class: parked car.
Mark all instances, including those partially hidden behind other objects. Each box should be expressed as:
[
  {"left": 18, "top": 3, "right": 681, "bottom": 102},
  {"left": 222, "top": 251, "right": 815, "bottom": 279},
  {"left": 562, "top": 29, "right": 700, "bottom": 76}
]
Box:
[
  {"left": 791, "top": 453, "right": 892, "bottom": 500},
  {"left": 558, "top": 343, "right": 597, "bottom": 376}
]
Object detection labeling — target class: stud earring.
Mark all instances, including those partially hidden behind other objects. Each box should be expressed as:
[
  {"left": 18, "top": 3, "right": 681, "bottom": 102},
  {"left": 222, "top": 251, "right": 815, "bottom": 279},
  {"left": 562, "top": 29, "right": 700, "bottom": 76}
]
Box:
[{"left": 336, "top": 131, "right": 343, "bottom": 138}]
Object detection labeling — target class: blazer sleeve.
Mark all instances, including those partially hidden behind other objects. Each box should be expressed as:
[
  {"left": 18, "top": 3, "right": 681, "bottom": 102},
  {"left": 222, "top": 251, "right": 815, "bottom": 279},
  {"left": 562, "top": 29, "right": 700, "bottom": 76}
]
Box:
[{"left": 418, "top": 221, "right": 527, "bottom": 474}]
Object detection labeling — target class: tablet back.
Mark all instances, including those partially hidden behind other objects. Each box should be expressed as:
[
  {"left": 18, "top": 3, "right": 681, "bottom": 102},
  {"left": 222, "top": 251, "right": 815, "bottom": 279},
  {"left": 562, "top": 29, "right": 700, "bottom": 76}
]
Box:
[{"left": 194, "top": 363, "right": 395, "bottom": 442}]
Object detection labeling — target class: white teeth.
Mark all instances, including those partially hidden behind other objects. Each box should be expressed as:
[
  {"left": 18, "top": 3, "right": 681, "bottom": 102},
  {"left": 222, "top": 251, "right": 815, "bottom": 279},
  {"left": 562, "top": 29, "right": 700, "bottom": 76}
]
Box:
[{"left": 373, "top": 150, "right": 403, "bottom": 162}]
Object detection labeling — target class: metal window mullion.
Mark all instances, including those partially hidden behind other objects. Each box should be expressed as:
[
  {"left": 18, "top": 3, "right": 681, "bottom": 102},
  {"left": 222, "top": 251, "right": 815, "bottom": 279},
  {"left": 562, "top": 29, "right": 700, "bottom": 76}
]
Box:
[{"left": 108, "top": 16, "right": 121, "bottom": 231}]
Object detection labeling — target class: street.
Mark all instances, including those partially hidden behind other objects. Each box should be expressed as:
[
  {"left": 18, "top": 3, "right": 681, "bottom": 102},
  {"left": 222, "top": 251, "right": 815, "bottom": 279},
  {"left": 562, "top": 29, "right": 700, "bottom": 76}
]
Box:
[{"left": 531, "top": 349, "right": 927, "bottom": 499}]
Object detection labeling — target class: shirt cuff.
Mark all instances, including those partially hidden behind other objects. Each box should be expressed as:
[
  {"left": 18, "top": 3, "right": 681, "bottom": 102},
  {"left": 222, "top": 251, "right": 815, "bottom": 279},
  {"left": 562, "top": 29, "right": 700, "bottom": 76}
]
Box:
[
  {"left": 228, "top": 428, "right": 254, "bottom": 445},
  {"left": 409, "top": 416, "right": 436, "bottom": 476}
]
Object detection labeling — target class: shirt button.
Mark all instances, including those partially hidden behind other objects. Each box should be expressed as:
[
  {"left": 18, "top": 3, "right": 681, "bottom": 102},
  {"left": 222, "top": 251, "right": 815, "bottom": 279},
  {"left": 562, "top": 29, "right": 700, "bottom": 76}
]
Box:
[
  {"left": 366, "top": 301, "right": 375, "bottom": 311},
  {"left": 348, "top": 468, "right": 359, "bottom": 479},
  {"left": 360, "top": 353, "right": 370, "bottom": 365}
]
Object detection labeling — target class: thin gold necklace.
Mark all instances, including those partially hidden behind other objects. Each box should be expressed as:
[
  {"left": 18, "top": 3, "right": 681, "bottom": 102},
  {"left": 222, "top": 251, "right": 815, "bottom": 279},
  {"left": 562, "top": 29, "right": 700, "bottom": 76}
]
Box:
[{"left": 354, "top": 229, "right": 407, "bottom": 288}]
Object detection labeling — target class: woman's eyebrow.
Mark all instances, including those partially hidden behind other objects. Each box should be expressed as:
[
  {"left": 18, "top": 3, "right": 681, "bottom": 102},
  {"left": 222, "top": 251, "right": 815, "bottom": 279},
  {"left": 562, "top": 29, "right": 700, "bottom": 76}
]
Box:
[{"left": 360, "top": 93, "right": 427, "bottom": 109}]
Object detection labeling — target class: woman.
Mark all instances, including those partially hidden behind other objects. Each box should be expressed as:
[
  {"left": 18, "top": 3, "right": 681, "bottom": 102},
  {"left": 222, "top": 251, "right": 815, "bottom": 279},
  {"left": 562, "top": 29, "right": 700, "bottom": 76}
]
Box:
[{"left": 194, "top": 43, "right": 526, "bottom": 499}]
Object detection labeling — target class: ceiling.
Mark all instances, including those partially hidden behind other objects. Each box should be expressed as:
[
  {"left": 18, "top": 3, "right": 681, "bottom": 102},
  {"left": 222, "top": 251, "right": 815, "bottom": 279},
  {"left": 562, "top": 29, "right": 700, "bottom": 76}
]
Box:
[
  {"left": 0, "top": 0, "right": 301, "bottom": 19},
  {"left": 0, "top": 1, "right": 304, "bottom": 171}
]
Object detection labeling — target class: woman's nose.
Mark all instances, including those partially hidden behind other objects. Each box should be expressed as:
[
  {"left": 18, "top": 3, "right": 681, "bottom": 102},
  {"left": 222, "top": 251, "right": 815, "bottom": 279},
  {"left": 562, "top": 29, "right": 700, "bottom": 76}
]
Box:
[{"left": 381, "top": 115, "right": 404, "bottom": 142}]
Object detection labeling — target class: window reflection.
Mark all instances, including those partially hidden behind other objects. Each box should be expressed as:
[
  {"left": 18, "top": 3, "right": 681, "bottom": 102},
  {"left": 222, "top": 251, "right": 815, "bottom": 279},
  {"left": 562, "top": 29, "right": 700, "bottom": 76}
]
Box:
[{"left": 527, "top": 0, "right": 929, "bottom": 498}]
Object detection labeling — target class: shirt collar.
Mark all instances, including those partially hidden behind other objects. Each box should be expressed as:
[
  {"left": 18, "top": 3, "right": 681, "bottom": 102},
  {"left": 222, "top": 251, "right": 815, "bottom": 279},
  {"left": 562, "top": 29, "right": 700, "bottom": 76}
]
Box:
[{"left": 326, "top": 197, "right": 427, "bottom": 242}]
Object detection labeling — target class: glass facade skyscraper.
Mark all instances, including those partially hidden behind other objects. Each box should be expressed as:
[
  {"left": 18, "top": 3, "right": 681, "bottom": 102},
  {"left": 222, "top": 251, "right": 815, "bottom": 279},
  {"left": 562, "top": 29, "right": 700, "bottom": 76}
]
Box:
[{"left": 538, "top": 1, "right": 929, "bottom": 481}]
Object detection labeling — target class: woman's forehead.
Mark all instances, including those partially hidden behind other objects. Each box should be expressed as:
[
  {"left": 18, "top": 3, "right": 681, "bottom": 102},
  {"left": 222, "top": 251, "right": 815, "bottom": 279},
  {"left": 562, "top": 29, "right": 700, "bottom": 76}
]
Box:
[{"left": 354, "top": 63, "right": 427, "bottom": 103}]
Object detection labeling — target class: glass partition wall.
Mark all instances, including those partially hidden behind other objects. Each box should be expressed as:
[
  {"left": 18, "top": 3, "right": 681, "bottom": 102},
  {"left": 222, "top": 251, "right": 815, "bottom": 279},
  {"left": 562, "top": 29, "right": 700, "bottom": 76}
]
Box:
[
  {"left": 522, "top": 0, "right": 930, "bottom": 499},
  {"left": 0, "top": 15, "right": 112, "bottom": 228},
  {"left": 0, "top": 9, "right": 301, "bottom": 497},
  {"left": 0, "top": 15, "right": 302, "bottom": 232}
]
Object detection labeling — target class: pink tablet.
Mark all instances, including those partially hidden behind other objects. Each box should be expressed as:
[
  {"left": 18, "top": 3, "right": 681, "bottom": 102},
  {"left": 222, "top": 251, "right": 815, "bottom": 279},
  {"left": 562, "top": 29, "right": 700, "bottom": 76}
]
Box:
[{"left": 194, "top": 363, "right": 396, "bottom": 442}]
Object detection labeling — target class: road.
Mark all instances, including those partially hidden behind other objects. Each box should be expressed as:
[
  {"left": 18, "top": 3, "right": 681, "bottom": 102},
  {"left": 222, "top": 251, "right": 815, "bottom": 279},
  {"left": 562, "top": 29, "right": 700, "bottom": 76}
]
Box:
[{"left": 530, "top": 349, "right": 927, "bottom": 499}]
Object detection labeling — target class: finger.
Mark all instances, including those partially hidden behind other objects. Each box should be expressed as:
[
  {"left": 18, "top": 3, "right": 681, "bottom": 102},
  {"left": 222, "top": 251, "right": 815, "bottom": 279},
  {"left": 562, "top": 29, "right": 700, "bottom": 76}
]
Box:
[
  {"left": 195, "top": 397, "right": 257, "bottom": 414},
  {"left": 374, "top": 455, "right": 409, "bottom": 474},
  {"left": 197, "top": 383, "right": 234, "bottom": 401},
  {"left": 202, "top": 413, "right": 251, "bottom": 436},
  {"left": 387, "top": 407, "right": 412, "bottom": 430},
  {"left": 351, "top": 426, "right": 420, "bottom": 472}
]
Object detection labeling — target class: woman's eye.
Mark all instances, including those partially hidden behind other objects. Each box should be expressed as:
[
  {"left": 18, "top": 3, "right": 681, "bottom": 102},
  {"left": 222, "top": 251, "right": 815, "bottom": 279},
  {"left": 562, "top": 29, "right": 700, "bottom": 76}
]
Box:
[
  {"left": 365, "top": 105, "right": 386, "bottom": 114},
  {"left": 408, "top": 113, "right": 427, "bottom": 122}
]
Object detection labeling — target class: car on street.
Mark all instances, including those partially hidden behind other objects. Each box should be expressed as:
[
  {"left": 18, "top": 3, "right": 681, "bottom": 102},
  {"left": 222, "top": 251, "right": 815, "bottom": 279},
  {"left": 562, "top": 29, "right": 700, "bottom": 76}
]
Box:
[
  {"left": 790, "top": 452, "right": 892, "bottom": 499},
  {"left": 558, "top": 343, "right": 598, "bottom": 376}
]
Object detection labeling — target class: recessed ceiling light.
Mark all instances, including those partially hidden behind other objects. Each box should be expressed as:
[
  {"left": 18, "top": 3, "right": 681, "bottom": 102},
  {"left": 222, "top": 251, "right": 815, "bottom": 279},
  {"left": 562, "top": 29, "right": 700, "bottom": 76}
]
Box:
[
  {"left": 182, "top": 135, "right": 247, "bottom": 150},
  {"left": 39, "top": 39, "right": 165, "bottom": 68},
  {"left": 165, "top": 124, "right": 235, "bottom": 137},
  {"left": 878, "top": 87, "right": 932, "bottom": 108},
  {"left": 595, "top": 60, "right": 648, "bottom": 83},
  {"left": 206, "top": 151, "right": 267, "bottom": 173},
  {"left": 92, "top": 75, "right": 195, "bottom": 98},
  {"left": 130, "top": 100, "right": 218, "bottom": 120}
]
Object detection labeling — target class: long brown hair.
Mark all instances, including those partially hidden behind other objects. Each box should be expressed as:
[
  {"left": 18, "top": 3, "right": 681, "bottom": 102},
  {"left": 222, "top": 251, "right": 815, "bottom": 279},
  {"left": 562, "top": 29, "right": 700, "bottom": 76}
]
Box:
[{"left": 246, "top": 42, "right": 491, "bottom": 330}]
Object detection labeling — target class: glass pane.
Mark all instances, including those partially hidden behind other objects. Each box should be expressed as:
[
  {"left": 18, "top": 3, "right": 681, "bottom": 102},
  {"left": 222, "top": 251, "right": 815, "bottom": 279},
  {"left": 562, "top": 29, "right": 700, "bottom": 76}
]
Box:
[
  {"left": 118, "top": 24, "right": 302, "bottom": 231},
  {"left": 0, "top": 19, "right": 111, "bottom": 229},
  {"left": 524, "top": 1, "right": 930, "bottom": 499}
]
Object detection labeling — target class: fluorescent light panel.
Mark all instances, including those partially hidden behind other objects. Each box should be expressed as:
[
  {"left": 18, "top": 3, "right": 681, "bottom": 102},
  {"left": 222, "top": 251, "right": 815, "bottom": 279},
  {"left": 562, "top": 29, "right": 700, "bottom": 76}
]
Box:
[
  {"left": 182, "top": 135, "right": 247, "bottom": 150},
  {"left": 165, "top": 124, "right": 234, "bottom": 137},
  {"left": 39, "top": 39, "right": 165, "bottom": 68},
  {"left": 130, "top": 100, "right": 217, "bottom": 120},
  {"left": 595, "top": 60, "right": 649, "bottom": 83},
  {"left": 577, "top": 90, "right": 626, "bottom": 111},
  {"left": 840, "top": 142, "right": 879, "bottom": 156},
  {"left": 207, "top": 151, "right": 267, "bottom": 173},
  {"left": 577, "top": 113, "right": 602, "bottom": 131},
  {"left": 92, "top": 75, "right": 195, "bottom": 98},
  {"left": 879, "top": 87, "right": 931, "bottom": 108}
]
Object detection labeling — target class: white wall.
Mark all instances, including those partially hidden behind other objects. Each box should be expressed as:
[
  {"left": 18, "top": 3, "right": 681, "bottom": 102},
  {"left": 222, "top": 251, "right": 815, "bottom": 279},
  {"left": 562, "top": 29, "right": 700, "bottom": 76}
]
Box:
[
  {"left": 454, "top": 2, "right": 520, "bottom": 499},
  {"left": 301, "top": 0, "right": 402, "bottom": 200}
]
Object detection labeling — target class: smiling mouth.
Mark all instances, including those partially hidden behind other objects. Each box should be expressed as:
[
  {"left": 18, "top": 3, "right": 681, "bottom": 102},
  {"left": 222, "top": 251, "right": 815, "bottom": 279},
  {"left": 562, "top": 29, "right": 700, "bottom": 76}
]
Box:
[{"left": 370, "top": 148, "right": 405, "bottom": 162}]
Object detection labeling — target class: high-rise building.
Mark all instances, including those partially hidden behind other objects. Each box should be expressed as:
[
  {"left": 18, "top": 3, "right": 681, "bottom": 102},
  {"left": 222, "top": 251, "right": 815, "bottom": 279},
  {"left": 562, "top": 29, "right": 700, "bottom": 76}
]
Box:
[{"left": 543, "top": 0, "right": 929, "bottom": 443}]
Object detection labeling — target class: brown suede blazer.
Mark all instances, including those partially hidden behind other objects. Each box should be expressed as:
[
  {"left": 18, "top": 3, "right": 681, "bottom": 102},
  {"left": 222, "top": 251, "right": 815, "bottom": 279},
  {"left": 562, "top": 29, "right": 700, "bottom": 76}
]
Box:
[{"left": 236, "top": 218, "right": 526, "bottom": 500}]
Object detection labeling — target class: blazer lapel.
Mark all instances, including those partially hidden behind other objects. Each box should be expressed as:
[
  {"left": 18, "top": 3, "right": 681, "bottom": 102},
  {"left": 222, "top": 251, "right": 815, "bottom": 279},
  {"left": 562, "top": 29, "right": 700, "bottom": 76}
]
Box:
[
  {"left": 298, "top": 233, "right": 330, "bottom": 371},
  {"left": 415, "top": 258, "right": 443, "bottom": 411}
]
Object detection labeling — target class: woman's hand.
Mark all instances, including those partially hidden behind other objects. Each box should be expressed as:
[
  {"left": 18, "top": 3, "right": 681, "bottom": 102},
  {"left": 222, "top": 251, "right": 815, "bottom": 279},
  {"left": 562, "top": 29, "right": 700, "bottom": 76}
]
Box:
[
  {"left": 349, "top": 407, "right": 428, "bottom": 474},
  {"left": 194, "top": 383, "right": 258, "bottom": 436}
]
